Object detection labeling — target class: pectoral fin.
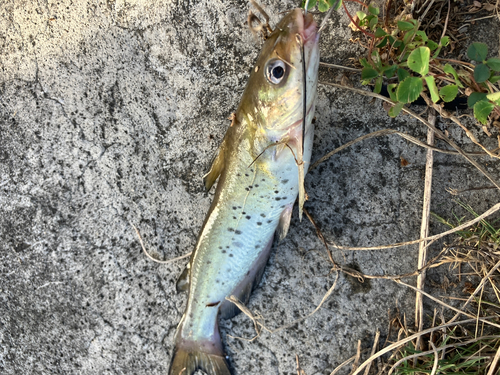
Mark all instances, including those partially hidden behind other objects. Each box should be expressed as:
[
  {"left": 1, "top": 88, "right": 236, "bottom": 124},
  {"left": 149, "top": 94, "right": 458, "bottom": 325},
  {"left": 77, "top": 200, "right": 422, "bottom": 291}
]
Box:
[
  {"left": 276, "top": 203, "right": 294, "bottom": 241},
  {"left": 203, "top": 141, "right": 226, "bottom": 191}
]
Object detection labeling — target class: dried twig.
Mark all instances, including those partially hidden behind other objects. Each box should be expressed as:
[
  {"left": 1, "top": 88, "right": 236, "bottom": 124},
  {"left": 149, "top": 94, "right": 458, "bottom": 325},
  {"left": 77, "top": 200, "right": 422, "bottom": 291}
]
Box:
[
  {"left": 328, "top": 202, "right": 500, "bottom": 250},
  {"left": 320, "top": 81, "right": 500, "bottom": 189},
  {"left": 415, "top": 109, "right": 435, "bottom": 350},
  {"left": 130, "top": 222, "right": 192, "bottom": 264}
]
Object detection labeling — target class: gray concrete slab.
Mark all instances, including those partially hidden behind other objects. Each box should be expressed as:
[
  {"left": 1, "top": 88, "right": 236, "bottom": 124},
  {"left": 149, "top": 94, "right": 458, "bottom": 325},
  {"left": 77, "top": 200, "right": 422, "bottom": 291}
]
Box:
[{"left": 1, "top": 0, "right": 499, "bottom": 374}]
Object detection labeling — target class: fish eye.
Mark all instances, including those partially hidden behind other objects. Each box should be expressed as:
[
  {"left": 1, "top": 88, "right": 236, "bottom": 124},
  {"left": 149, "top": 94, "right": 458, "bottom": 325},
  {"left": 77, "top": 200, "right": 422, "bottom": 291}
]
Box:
[{"left": 265, "top": 59, "right": 286, "bottom": 84}]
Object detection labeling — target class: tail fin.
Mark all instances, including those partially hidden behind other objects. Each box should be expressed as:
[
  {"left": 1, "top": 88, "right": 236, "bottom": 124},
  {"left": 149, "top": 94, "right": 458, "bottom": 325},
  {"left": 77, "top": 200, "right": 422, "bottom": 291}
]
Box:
[{"left": 168, "top": 347, "right": 231, "bottom": 375}]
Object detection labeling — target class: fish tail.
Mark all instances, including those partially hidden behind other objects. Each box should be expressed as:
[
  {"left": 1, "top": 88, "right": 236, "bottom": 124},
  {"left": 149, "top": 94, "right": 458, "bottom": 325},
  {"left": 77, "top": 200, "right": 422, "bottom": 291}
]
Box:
[{"left": 169, "top": 323, "right": 231, "bottom": 375}]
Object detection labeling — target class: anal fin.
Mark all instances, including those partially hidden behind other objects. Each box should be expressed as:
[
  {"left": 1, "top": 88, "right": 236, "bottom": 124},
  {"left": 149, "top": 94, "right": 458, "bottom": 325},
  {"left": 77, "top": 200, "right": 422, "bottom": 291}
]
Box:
[
  {"left": 219, "top": 236, "right": 274, "bottom": 320},
  {"left": 176, "top": 262, "right": 191, "bottom": 294},
  {"left": 276, "top": 203, "right": 294, "bottom": 241}
]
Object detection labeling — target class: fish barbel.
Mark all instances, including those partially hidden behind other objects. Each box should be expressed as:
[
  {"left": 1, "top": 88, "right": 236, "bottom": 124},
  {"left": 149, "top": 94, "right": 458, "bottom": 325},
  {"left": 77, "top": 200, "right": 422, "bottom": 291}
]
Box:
[{"left": 169, "top": 7, "right": 320, "bottom": 375}]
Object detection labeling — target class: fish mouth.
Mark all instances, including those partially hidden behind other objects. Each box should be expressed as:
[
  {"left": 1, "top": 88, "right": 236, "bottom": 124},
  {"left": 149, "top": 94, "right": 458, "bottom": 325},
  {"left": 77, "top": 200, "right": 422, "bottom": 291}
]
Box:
[{"left": 294, "top": 10, "right": 318, "bottom": 44}]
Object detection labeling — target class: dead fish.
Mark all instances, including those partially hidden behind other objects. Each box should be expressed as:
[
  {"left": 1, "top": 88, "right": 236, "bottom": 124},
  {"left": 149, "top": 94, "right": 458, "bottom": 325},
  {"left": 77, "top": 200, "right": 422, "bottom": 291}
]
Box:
[{"left": 169, "top": 7, "right": 320, "bottom": 375}]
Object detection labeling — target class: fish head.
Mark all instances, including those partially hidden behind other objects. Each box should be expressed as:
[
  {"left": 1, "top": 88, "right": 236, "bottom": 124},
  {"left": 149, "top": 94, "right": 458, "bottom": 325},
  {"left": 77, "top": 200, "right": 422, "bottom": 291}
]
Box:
[{"left": 239, "top": 8, "right": 319, "bottom": 149}]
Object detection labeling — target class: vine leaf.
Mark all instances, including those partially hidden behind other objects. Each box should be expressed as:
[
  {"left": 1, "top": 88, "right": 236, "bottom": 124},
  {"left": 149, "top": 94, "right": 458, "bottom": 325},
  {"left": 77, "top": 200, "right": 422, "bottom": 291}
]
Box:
[
  {"left": 473, "top": 100, "right": 494, "bottom": 125},
  {"left": 407, "top": 47, "right": 430, "bottom": 75},
  {"left": 467, "top": 42, "right": 488, "bottom": 62},
  {"left": 397, "top": 77, "right": 423, "bottom": 103},
  {"left": 439, "top": 85, "right": 458, "bottom": 102}
]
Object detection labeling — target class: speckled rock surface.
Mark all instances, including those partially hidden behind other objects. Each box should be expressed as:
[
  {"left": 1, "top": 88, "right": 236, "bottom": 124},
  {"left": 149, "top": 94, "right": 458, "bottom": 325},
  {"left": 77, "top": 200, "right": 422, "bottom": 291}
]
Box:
[{"left": 1, "top": 0, "right": 499, "bottom": 374}]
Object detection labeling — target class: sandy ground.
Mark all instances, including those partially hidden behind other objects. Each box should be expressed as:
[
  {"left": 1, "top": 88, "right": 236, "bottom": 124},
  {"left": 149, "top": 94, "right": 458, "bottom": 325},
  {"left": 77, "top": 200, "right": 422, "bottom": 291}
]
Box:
[{"left": 1, "top": 0, "right": 499, "bottom": 374}]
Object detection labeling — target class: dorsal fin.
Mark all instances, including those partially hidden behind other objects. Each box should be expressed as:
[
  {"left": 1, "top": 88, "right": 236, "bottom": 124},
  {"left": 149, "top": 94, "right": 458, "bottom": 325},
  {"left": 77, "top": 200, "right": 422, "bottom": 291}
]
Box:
[{"left": 203, "top": 140, "right": 226, "bottom": 191}]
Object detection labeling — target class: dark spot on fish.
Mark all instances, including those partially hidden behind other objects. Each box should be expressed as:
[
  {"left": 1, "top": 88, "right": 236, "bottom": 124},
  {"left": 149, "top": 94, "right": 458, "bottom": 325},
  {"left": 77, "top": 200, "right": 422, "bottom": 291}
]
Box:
[
  {"left": 218, "top": 246, "right": 223, "bottom": 249},
  {"left": 235, "top": 230, "right": 242, "bottom": 235},
  {"left": 260, "top": 213, "right": 266, "bottom": 217},
  {"left": 229, "top": 254, "right": 233, "bottom": 257},
  {"left": 257, "top": 222, "right": 262, "bottom": 226},
  {"left": 228, "top": 228, "right": 235, "bottom": 232},
  {"left": 255, "top": 245, "right": 260, "bottom": 249},
  {"left": 281, "top": 179, "right": 289, "bottom": 184},
  {"left": 267, "top": 220, "right": 272, "bottom": 223},
  {"left": 242, "top": 212, "right": 246, "bottom": 214},
  {"left": 254, "top": 184, "right": 259, "bottom": 187},
  {"left": 234, "top": 242, "right": 243, "bottom": 248},
  {"left": 245, "top": 215, "right": 251, "bottom": 220},
  {"left": 250, "top": 169, "right": 254, "bottom": 172},
  {"left": 282, "top": 196, "right": 287, "bottom": 200},
  {"left": 245, "top": 187, "right": 250, "bottom": 191},
  {"left": 207, "top": 261, "right": 211, "bottom": 264},
  {"left": 274, "top": 190, "right": 279, "bottom": 194},
  {"left": 238, "top": 206, "right": 242, "bottom": 208},
  {"left": 226, "top": 246, "right": 230, "bottom": 249},
  {"left": 275, "top": 197, "right": 281, "bottom": 201},
  {"left": 281, "top": 205, "right": 286, "bottom": 208},
  {"left": 232, "top": 206, "right": 237, "bottom": 210},
  {"left": 246, "top": 271, "right": 251, "bottom": 276},
  {"left": 260, "top": 196, "right": 264, "bottom": 198},
  {"left": 215, "top": 279, "right": 220, "bottom": 283},
  {"left": 237, "top": 173, "right": 241, "bottom": 177},
  {"left": 261, "top": 179, "right": 266, "bottom": 181},
  {"left": 233, "top": 216, "right": 237, "bottom": 219},
  {"left": 206, "top": 301, "right": 220, "bottom": 307},
  {"left": 245, "top": 173, "right": 249, "bottom": 177},
  {"left": 248, "top": 185, "right": 253, "bottom": 189},
  {"left": 222, "top": 250, "right": 226, "bottom": 253}
]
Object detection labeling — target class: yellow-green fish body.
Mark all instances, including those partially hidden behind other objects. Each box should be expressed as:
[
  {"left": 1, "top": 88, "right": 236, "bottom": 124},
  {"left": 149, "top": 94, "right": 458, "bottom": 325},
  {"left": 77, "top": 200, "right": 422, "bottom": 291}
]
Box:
[{"left": 169, "top": 8, "right": 319, "bottom": 375}]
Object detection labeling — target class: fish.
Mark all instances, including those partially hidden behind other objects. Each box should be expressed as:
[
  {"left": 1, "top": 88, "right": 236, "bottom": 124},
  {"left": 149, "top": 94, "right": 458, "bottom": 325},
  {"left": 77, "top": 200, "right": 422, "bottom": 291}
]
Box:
[{"left": 168, "top": 6, "right": 320, "bottom": 375}]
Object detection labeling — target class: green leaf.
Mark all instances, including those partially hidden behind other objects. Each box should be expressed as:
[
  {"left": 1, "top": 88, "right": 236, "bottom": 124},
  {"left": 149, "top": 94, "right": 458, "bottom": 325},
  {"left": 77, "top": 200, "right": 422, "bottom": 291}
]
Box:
[
  {"left": 368, "top": 3, "right": 380, "bottom": 15},
  {"left": 473, "top": 100, "right": 494, "bottom": 125},
  {"left": 397, "top": 68, "right": 410, "bottom": 82},
  {"left": 332, "top": 0, "right": 342, "bottom": 11},
  {"left": 402, "top": 30, "right": 416, "bottom": 45},
  {"left": 368, "top": 15, "right": 378, "bottom": 29},
  {"left": 424, "top": 76, "right": 440, "bottom": 103},
  {"left": 474, "top": 64, "right": 491, "bottom": 83},
  {"left": 302, "top": 0, "right": 317, "bottom": 10},
  {"left": 361, "top": 67, "right": 379, "bottom": 80},
  {"left": 383, "top": 64, "right": 398, "bottom": 78},
  {"left": 415, "top": 30, "right": 428, "bottom": 42},
  {"left": 439, "top": 85, "right": 458, "bottom": 102},
  {"left": 440, "top": 36, "right": 449, "bottom": 47},
  {"left": 407, "top": 47, "right": 430, "bottom": 75},
  {"left": 371, "top": 50, "right": 382, "bottom": 70},
  {"left": 374, "top": 27, "right": 386, "bottom": 38},
  {"left": 443, "top": 64, "right": 464, "bottom": 88},
  {"left": 359, "top": 58, "right": 371, "bottom": 68},
  {"left": 387, "top": 83, "right": 398, "bottom": 101},
  {"left": 467, "top": 92, "right": 488, "bottom": 108},
  {"left": 397, "top": 21, "right": 414, "bottom": 31},
  {"left": 490, "top": 75, "right": 500, "bottom": 84},
  {"left": 389, "top": 102, "right": 405, "bottom": 117},
  {"left": 356, "top": 11, "right": 367, "bottom": 20},
  {"left": 374, "top": 76, "right": 383, "bottom": 94},
  {"left": 467, "top": 42, "right": 488, "bottom": 61},
  {"left": 486, "top": 57, "right": 500, "bottom": 71},
  {"left": 376, "top": 36, "right": 388, "bottom": 48},
  {"left": 397, "top": 77, "right": 423, "bottom": 103},
  {"left": 318, "top": 0, "right": 331, "bottom": 12},
  {"left": 427, "top": 40, "right": 438, "bottom": 51},
  {"left": 487, "top": 91, "right": 500, "bottom": 105}
]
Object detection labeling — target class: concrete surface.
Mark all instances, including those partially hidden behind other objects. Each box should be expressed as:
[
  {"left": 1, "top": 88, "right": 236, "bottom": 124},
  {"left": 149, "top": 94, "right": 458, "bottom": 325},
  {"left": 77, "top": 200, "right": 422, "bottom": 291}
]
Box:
[{"left": 1, "top": 0, "right": 499, "bottom": 374}]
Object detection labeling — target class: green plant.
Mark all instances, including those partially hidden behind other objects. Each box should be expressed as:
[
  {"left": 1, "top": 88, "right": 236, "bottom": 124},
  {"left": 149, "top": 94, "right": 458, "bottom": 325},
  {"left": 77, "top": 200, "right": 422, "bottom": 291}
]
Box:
[{"left": 303, "top": 1, "right": 500, "bottom": 126}]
